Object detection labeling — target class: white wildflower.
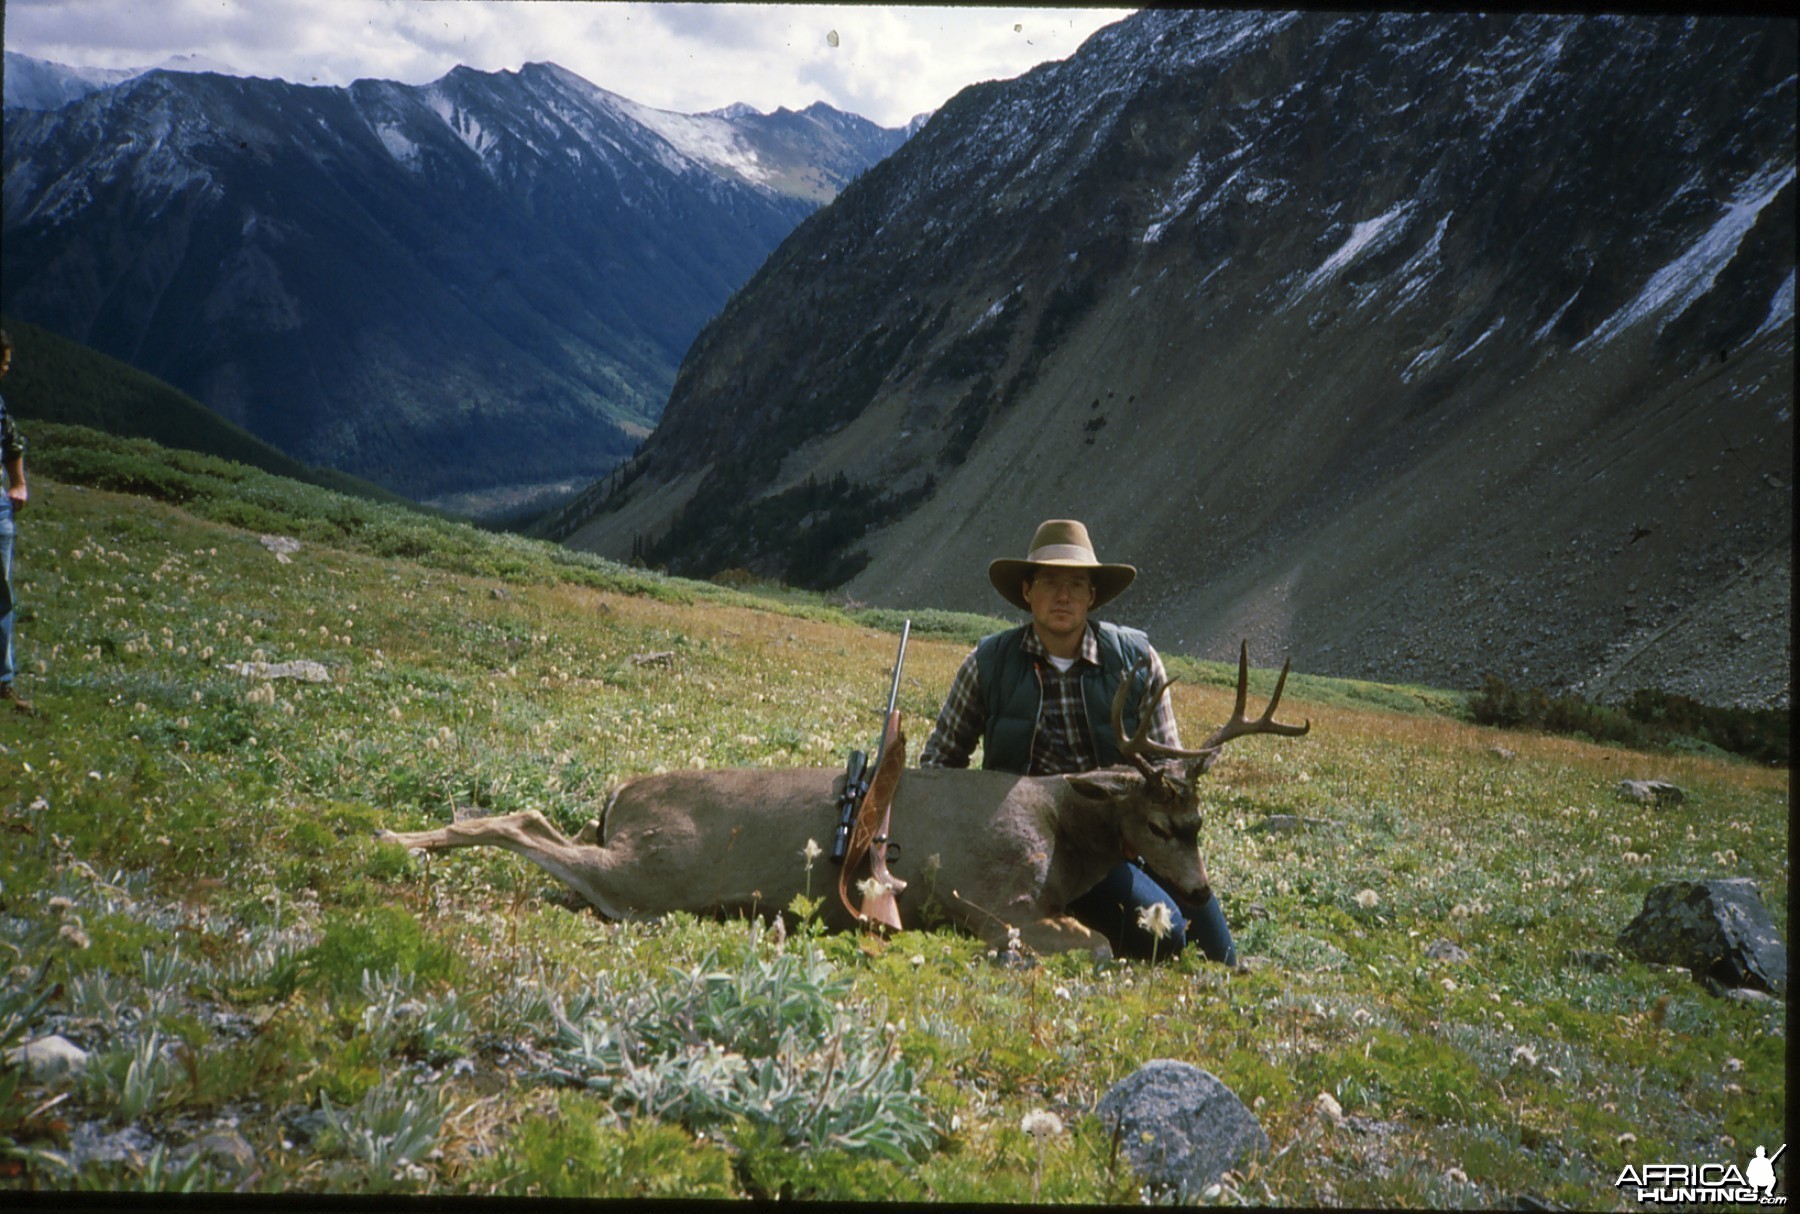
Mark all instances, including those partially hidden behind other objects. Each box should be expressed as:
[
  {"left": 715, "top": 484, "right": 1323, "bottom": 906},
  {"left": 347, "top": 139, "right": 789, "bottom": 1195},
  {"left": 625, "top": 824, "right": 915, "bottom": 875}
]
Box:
[
  {"left": 1136, "top": 902, "right": 1174, "bottom": 940},
  {"left": 1021, "top": 1110, "right": 1064, "bottom": 1138},
  {"left": 1354, "top": 889, "right": 1380, "bottom": 910},
  {"left": 801, "top": 838, "right": 823, "bottom": 865}
]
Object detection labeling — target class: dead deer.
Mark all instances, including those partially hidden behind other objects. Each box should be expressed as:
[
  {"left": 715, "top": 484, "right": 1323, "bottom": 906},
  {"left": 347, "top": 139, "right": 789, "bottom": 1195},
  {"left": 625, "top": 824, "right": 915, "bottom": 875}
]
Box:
[{"left": 378, "top": 642, "right": 1309, "bottom": 958}]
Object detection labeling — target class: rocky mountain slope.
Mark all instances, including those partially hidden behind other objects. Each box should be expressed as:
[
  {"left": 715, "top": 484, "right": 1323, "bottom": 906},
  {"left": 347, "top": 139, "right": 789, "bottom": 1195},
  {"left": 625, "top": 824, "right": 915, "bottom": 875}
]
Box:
[
  {"left": 564, "top": 10, "right": 1794, "bottom": 708},
  {"left": 2, "top": 55, "right": 908, "bottom": 509}
]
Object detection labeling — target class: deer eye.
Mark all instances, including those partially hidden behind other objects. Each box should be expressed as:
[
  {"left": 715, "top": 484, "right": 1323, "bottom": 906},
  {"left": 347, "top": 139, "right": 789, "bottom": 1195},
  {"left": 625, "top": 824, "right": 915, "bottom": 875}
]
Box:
[{"left": 1148, "top": 821, "right": 1175, "bottom": 841}]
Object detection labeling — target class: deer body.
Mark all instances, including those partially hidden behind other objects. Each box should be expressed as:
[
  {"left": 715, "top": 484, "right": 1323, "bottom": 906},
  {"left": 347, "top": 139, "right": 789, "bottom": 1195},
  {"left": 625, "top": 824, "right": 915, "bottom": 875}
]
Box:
[
  {"left": 379, "top": 642, "right": 1308, "bottom": 958},
  {"left": 382, "top": 765, "right": 1205, "bottom": 957}
]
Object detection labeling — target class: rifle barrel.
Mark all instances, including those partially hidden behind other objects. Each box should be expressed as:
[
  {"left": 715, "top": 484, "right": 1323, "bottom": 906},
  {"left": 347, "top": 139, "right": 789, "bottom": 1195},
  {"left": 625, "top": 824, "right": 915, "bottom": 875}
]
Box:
[{"left": 883, "top": 621, "right": 911, "bottom": 716}]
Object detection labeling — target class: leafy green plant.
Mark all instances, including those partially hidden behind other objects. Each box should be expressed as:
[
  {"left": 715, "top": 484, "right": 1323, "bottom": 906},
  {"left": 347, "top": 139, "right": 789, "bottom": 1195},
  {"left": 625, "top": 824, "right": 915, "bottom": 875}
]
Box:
[
  {"left": 318, "top": 1076, "right": 445, "bottom": 1191},
  {"left": 544, "top": 938, "right": 936, "bottom": 1162}
]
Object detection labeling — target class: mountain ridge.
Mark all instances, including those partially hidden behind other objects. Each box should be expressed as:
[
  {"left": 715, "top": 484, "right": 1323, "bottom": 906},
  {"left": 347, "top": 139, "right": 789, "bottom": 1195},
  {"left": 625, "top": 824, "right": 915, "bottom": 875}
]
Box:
[
  {"left": 560, "top": 10, "right": 1793, "bottom": 708},
  {"left": 2, "top": 53, "right": 910, "bottom": 506}
]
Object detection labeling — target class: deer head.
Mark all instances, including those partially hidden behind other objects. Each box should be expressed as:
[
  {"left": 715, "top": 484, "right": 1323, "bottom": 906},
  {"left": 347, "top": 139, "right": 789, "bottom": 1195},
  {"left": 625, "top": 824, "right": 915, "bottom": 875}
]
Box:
[{"left": 1099, "top": 641, "right": 1311, "bottom": 905}]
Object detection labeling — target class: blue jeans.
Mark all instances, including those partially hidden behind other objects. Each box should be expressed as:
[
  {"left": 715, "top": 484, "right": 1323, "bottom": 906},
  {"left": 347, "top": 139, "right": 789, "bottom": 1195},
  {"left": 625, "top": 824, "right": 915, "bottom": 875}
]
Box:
[
  {"left": 0, "top": 503, "right": 14, "bottom": 687},
  {"left": 1066, "top": 858, "right": 1236, "bottom": 965}
]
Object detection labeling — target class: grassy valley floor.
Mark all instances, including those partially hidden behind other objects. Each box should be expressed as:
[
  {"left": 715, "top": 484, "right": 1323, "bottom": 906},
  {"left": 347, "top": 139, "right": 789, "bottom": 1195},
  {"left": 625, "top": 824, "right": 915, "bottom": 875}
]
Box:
[{"left": 0, "top": 444, "right": 1787, "bottom": 1204}]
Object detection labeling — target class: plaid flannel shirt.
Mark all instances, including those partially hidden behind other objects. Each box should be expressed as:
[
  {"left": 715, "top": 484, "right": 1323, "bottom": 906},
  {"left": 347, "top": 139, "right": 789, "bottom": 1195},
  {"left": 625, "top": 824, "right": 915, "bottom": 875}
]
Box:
[
  {"left": 0, "top": 394, "right": 23, "bottom": 466},
  {"left": 918, "top": 623, "right": 1181, "bottom": 773}
]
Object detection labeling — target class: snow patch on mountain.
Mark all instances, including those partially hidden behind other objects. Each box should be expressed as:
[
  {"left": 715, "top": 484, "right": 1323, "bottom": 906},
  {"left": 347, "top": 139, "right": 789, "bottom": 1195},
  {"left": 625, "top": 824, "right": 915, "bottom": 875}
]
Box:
[
  {"left": 1753, "top": 270, "right": 1795, "bottom": 343},
  {"left": 615, "top": 98, "right": 771, "bottom": 184},
  {"left": 375, "top": 124, "right": 422, "bottom": 169},
  {"left": 1389, "top": 213, "right": 1451, "bottom": 310},
  {"left": 1293, "top": 201, "right": 1416, "bottom": 301},
  {"left": 1579, "top": 161, "right": 1796, "bottom": 349},
  {"left": 1143, "top": 153, "right": 1234, "bottom": 244}
]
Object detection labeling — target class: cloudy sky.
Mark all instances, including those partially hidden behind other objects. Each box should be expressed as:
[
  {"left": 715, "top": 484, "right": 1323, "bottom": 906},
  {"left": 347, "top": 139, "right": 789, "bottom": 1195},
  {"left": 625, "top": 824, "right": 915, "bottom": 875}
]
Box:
[{"left": 2, "top": 0, "right": 1132, "bottom": 128}]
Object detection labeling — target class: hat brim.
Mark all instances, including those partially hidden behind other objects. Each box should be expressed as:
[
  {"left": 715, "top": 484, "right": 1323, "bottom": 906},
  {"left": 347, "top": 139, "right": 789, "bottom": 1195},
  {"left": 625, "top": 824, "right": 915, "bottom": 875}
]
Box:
[{"left": 988, "top": 558, "right": 1136, "bottom": 613}]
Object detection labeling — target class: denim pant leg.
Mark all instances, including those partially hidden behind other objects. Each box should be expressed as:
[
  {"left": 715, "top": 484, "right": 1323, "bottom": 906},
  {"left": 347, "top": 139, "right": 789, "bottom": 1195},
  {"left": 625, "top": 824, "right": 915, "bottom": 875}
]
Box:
[
  {"left": 1140, "top": 862, "right": 1237, "bottom": 967},
  {"left": 1067, "top": 859, "right": 1238, "bottom": 965},
  {"left": 0, "top": 505, "right": 14, "bottom": 687},
  {"left": 1177, "top": 887, "right": 1238, "bottom": 968}
]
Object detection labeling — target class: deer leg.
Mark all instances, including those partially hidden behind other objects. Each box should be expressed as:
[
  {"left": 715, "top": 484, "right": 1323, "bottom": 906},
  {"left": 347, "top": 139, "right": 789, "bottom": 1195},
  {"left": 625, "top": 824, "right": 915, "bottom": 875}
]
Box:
[
  {"left": 379, "top": 811, "right": 630, "bottom": 920},
  {"left": 379, "top": 809, "right": 576, "bottom": 854},
  {"left": 993, "top": 915, "right": 1114, "bottom": 961}
]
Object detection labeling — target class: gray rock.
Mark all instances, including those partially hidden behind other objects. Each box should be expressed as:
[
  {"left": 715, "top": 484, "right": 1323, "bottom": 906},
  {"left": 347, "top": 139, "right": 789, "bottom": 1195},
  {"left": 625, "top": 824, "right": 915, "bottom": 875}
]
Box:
[
  {"left": 1424, "top": 939, "right": 1472, "bottom": 963},
  {"left": 1096, "top": 1059, "right": 1268, "bottom": 1197},
  {"left": 259, "top": 535, "right": 302, "bottom": 563},
  {"left": 1618, "top": 779, "right": 1685, "bottom": 806},
  {"left": 1248, "top": 814, "right": 1334, "bottom": 835},
  {"left": 1617, "top": 878, "right": 1787, "bottom": 995},
  {"left": 66, "top": 1122, "right": 154, "bottom": 1169},
  {"left": 7, "top": 1034, "right": 89, "bottom": 1081},
  {"left": 1725, "top": 987, "right": 1777, "bottom": 1005},
  {"left": 1566, "top": 949, "right": 1620, "bottom": 973},
  {"left": 194, "top": 1128, "right": 256, "bottom": 1171},
  {"left": 227, "top": 659, "right": 332, "bottom": 683}
]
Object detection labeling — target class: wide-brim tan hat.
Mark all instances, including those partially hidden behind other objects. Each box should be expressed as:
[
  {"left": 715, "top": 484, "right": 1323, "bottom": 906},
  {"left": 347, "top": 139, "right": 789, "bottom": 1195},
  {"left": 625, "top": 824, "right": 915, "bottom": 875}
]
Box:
[{"left": 988, "top": 519, "right": 1136, "bottom": 612}]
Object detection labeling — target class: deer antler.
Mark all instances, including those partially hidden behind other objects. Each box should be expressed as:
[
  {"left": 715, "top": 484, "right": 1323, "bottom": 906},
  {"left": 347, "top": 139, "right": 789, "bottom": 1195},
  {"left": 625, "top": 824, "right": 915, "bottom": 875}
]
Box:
[
  {"left": 1112, "top": 658, "right": 1207, "bottom": 780},
  {"left": 1199, "top": 641, "right": 1312, "bottom": 756}
]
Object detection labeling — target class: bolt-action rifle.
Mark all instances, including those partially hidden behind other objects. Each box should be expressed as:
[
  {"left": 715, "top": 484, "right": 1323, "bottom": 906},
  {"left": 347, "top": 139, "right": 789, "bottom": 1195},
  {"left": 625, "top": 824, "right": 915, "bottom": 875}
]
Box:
[{"left": 834, "top": 621, "right": 910, "bottom": 930}]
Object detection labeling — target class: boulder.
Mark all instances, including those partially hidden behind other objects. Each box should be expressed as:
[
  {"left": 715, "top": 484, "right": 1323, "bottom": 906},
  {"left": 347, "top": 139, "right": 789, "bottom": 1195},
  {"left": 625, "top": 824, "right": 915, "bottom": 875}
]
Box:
[
  {"left": 1248, "top": 814, "right": 1334, "bottom": 835},
  {"left": 259, "top": 535, "right": 303, "bottom": 564},
  {"left": 1424, "top": 939, "right": 1472, "bottom": 963},
  {"left": 1565, "top": 949, "right": 1620, "bottom": 973},
  {"left": 194, "top": 1128, "right": 256, "bottom": 1171},
  {"left": 1618, "top": 779, "right": 1685, "bottom": 806},
  {"left": 227, "top": 659, "right": 332, "bottom": 683},
  {"left": 1096, "top": 1060, "right": 1268, "bottom": 1197},
  {"left": 1617, "top": 878, "right": 1787, "bottom": 995},
  {"left": 6, "top": 1034, "right": 89, "bottom": 1081}
]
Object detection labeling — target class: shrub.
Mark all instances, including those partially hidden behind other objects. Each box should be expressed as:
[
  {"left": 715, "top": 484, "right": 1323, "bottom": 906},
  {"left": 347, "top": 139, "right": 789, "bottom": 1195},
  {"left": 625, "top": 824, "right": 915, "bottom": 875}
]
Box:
[{"left": 1471, "top": 674, "right": 1787, "bottom": 763}]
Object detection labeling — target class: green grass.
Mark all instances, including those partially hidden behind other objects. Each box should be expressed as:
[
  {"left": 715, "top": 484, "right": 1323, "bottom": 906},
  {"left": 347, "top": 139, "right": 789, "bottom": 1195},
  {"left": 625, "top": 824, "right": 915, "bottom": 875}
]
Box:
[{"left": 0, "top": 438, "right": 1786, "bottom": 1202}]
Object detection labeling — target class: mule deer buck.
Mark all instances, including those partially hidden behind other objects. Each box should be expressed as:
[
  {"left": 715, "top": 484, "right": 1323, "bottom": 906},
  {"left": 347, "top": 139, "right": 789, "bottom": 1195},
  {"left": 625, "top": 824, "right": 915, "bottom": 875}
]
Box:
[{"left": 379, "top": 642, "right": 1309, "bottom": 958}]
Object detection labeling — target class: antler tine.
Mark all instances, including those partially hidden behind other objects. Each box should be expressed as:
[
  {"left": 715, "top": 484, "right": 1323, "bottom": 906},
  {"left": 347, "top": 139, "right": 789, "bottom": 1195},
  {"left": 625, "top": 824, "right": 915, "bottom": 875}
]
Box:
[
  {"left": 1201, "top": 641, "right": 1313, "bottom": 750},
  {"left": 1113, "top": 658, "right": 1208, "bottom": 770}
]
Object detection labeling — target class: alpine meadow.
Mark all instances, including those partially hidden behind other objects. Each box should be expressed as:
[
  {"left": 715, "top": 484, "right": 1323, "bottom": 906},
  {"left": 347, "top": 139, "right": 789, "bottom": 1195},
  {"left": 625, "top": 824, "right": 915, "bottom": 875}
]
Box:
[
  {"left": 0, "top": 427, "right": 1786, "bottom": 1204},
  {"left": 1, "top": 4, "right": 1791, "bottom": 1208}
]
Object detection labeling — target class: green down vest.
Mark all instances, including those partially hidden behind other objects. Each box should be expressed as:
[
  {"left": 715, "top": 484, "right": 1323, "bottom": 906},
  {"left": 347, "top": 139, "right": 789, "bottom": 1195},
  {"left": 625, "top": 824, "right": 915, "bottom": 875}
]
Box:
[{"left": 974, "top": 621, "right": 1152, "bottom": 774}]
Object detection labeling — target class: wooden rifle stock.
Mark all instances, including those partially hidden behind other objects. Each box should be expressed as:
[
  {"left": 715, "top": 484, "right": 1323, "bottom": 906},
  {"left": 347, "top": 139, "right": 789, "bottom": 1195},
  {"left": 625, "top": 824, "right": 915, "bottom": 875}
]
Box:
[{"left": 837, "top": 623, "right": 910, "bottom": 931}]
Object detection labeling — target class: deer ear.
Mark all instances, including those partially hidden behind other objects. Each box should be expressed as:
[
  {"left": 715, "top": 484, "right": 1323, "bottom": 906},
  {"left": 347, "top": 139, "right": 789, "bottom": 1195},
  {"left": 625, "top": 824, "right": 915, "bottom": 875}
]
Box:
[{"left": 1066, "top": 770, "right": 1144, "bottom": 800}]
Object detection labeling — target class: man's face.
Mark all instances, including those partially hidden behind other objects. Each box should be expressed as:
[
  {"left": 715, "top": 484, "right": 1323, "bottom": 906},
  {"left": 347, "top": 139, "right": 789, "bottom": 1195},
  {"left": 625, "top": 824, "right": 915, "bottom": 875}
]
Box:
[{"left": 1022, "top": 568, "right": 1096, "bottom": 644}]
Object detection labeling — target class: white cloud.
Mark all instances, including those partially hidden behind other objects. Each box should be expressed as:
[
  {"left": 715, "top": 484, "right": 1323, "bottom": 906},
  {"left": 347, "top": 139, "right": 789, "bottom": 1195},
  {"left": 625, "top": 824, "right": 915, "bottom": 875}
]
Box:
[{"left": 1, "top": 0, "right": 1130, "bottom": 127}]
